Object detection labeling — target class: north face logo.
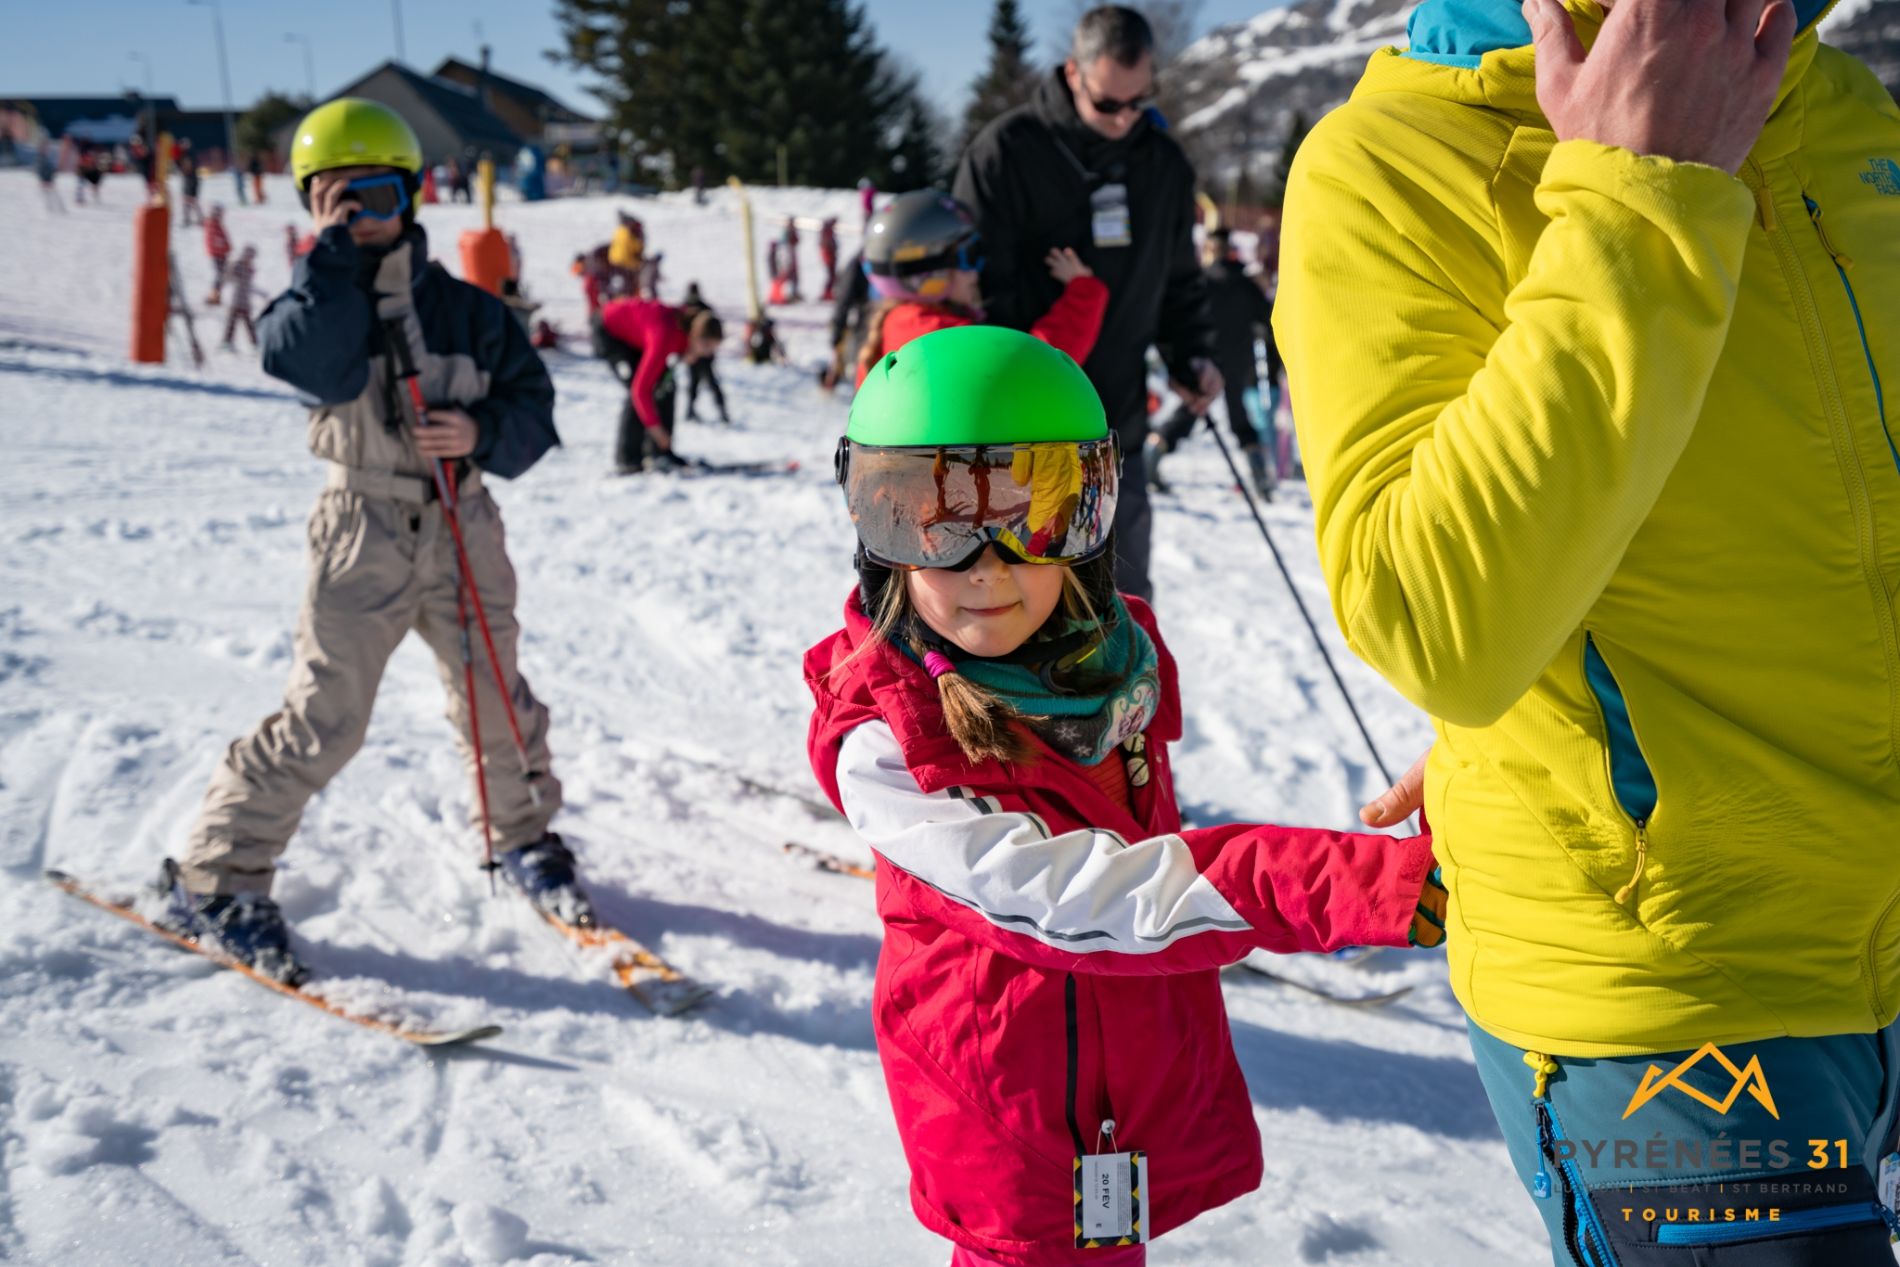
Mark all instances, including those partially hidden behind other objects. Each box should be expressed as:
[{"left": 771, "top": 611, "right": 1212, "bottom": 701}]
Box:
[{"left": 1862, "top": 158, "right": 1900, "bottom": 196}]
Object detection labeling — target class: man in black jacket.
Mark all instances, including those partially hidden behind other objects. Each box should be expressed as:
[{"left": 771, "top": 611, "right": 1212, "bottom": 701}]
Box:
[
  {"left": 955, "top": 5, "right": 1219, "bottom": 602},
  {"left": 1146, "top": 227, "right": 1282, "bottom": 499}
]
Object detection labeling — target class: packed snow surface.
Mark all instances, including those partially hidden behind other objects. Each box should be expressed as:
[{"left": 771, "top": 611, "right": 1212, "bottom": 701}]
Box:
[{"left": 0, "top": 170, "right": 1547, "bottom": 1264}]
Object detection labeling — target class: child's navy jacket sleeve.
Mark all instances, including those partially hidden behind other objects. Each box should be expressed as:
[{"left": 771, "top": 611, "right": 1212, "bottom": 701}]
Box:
[
  {"left": 461, "top": 288, "right": 558, "bottom": 480},
  {"left": 258, "top": 226, "right": 374, "bottom": 405}
]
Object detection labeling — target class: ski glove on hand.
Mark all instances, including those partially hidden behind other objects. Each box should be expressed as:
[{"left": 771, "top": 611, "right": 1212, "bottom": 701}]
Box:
[{"left": 1408, "top": 866, "right": 1448, "bottom": 948}]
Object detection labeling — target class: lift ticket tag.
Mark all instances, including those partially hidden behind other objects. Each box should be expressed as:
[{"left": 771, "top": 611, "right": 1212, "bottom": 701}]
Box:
[
  {"left": 1074, "top": 1151, "right": 1148, "bottom": 1248},
  {"left": 1090, "top": 184, "right": 1132, "bottom": 249}
]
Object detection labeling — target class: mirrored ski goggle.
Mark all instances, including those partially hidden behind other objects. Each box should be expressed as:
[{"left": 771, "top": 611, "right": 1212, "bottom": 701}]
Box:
[
  {"left": 836, "top": 437, "right": 1119, "bottom": 570},
  {"left": 344, "top": 172, "right": 411, "bottom": 222}
]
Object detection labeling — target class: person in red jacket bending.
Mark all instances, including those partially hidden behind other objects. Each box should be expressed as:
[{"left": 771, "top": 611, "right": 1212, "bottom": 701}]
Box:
[
  {"left": 593, "top": 296, "right": 722, "bottom": 474},
  {"left": 809, "top": 326, "right": 1443, "bottom": 1267},
  {"left": 854, "top": 189, "right": 1107, "bottom": 389}
]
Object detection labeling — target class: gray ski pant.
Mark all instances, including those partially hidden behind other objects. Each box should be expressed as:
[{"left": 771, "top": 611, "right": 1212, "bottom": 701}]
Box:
[{"left": 180, "top": 467, "right": 562, "bottom": 895}]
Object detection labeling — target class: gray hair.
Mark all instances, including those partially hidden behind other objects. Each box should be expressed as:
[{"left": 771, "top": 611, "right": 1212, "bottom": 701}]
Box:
[{"left": 1071, "top": 6, "right": 1155, "bottom": 69}]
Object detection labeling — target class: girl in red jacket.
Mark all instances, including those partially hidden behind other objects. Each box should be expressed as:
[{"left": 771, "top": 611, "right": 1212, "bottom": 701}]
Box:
[
  {"left": 855, "top": 189, "right": 1107, "bottom": 389},
  {"left": 807, "top": 325, "right": 1443, "bottom": 1267}
]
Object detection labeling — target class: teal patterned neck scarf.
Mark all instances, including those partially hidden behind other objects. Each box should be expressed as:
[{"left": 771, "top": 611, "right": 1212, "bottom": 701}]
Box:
[{"left": 921, "top": 595, "right": 1159, "bottom": 766}]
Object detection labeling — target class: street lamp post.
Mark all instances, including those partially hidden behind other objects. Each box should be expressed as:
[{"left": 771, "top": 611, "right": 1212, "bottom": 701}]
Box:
[
  {"left": 284, "top": 33, "right": 315, "bottom": 102},
  {"left": 127, "top": 51, "right": 156, "bottom": 140},
  {"left": 391, "top": 0, "right": 406, "bottom": 62},
  {"left": 186, "top": 0, "right": 244, "bottom": 204}
]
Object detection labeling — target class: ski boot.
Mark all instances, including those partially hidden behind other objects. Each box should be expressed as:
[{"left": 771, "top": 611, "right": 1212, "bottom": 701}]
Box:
[
  {"left": 648, "top": 449, "right": 688, "bottom": 473},
  {"left": 1142, "top": 438, "right": 1171, "bottom": 494},
  {"left": 148, "top": 859, "right": 308, "bottom": 985},
  {"left": 499, "top": 834, "right": 597, "bottom": 928},
  {"left": 1242, "top": 443, "right": 1276, "bottom": 503}
]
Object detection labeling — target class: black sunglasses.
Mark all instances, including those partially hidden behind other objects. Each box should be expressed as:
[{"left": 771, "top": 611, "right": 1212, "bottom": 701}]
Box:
[{"left": 1077, "top": 70, "right": 1156, "bottom": 117}]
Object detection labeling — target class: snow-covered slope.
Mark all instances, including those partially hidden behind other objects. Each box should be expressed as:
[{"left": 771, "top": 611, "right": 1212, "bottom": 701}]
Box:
[
  {"left": 0, "top": 172, "right": 1547, "bottom": 1265},
  {"left": 1173, "top": 0, "right": 1900, "bottom": 194}
]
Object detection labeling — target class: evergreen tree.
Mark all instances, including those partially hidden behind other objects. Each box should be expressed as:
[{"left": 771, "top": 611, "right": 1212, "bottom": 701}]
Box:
[
  {"left": 1263, "top": 110, "right": 1308, "bottom": 208},
  {"left": 238, "top": 91, "right": 311, "bottom": 161},
  {"left": 551, "top": 0, "right": 942, "bottom": 189},
  {"left": 960, "top": 0, "right": 1038, "bottom": 154}
]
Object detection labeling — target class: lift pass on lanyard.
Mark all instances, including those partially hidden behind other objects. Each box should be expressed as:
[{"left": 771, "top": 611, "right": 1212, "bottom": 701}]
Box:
[
  {"left": 1090, "top": 184, "right": 1132, "bottom": 249},
  {"left": 1074, "top": 1151, "right": 1148, "bottom": 1247}
]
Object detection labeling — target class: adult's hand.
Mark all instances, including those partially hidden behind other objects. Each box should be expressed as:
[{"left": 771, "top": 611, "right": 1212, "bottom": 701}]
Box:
[
  {"left": 308, "top": 171, "right": 362, "bottom": 234},
  {"left": 1524, "top": 0, "right": 1796, "bottom": 175},
  {"left": 1360, "top": 749, "right": 1428, "bottom": 828},
  {"left": 1172, "top": 357, "right": 1223, "bottom": 416}
]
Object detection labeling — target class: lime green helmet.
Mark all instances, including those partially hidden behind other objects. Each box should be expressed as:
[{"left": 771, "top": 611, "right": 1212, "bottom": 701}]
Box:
[
  {"left": 839, "top": 326, "right": 1117, "bottom": 571},
  {"left": 289, "top": 97, "right": 423, "bottom": 190}
]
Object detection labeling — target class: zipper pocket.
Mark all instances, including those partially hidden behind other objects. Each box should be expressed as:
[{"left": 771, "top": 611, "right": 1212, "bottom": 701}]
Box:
[
  {"left": 1653, "top": 1200, "right": 1886, "bottom": 1245},
  {"left": 1583, "top": 634, "right": 1657, "bottom": 905},
  {"left": 1805, "top": 194, "right": 1898, "bottom": 475},
  {"left": 1534, "top": 1094, "right": 1620, "bottom": 1267}
]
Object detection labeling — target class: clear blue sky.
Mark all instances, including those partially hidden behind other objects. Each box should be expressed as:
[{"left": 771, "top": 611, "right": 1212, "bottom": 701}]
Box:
[{"left": 1, "top": 0, "right": 1285, "bottom": 121}]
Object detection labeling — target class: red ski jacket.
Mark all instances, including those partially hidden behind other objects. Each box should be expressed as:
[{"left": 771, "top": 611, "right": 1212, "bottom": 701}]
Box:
[
  {"left": 598, "top": 298, "right": 688, "bottom": 429},
  {"left": 205, "top": 218, "right": 231, "bottom": 260},
  {"left": 804, "top": 593, "right": 1435, "bottom": 1264},
  {"left": 853, "top": 276, "right": 1109, "bottom": 389}
]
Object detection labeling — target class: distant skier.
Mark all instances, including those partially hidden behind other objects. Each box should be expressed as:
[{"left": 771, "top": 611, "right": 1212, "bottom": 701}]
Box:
[
  {"left": 691, "top": 164, "right": 707, "bottom": 206},
  {"left": 35, "top": 145, "right": 63, "bottom": 212},
  {"left": 744, "top": 315, "right": 786, "bottom": 366},
  {"left": 203, "top": 204, "right": 231, "bottom": 306},
  {"left": 178, "top": 139, "right": 202, "bottom": 225},
  {"left": 247, "top": 151, "right": 266, "bottom": 204},
  {"left": 1142, "top": 227, "right": 1282, "bottom": 499},
  {"left": 819, "top": 249, "right": 869, "bottom": 392},
  {"left": 75, "top": 144, "right": 102, "bottom": 205},
  {"left": 808, "top": 324, "right": 1444, "bottom": 1267},
  {"left": 856, "top": 176, "right": 874, "bottom": 226},
  {"left": 817, "top": 217, "right": 839, "bottom": 301},
  {"left": 608, "top": 210, "right": 644, "bottom": 295},
  {"left": 677, "top": 284, "right": 731, "bottom": 425},
  {"left": 594, "top": 295, "right": 723, "bottom": 473},
  {"left": 218, "top": 245, "right": 258, "bottom": 351},
  {"left": 853, "top": 189, "right": 1107, "bottom": 389},
  {"left": 161, "top": 98, "right": 578, "bottom": 984},
  {"left": 779, "top": 216, "right": 800, "bottom": 301}
]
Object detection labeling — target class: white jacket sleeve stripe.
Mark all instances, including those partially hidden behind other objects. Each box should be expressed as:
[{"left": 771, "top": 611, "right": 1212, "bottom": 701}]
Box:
[{"left": 836, "top": 722, "right": 1251, "bottom": 954}]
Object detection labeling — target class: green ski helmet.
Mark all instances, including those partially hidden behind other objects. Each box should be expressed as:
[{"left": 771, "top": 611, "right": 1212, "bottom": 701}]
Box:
[
  {"left": 863, "top": 189, "right": 981, "bottom": 302},
  {"left": 289, "top": 98, "right": 423, "bottom": 204},
  {"left": 838, "top": 325, "right": 1118, "bottom": 572}
]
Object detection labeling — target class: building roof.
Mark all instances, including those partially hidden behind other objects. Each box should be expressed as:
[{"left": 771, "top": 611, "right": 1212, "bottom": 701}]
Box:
[
  {"left": 1, "top": 95, "right": 181, "bottom": 138},
  {"left": 430, "top": 58, "right": 593, "bottom": 124},
  {"left": 330, "top": 60, "right": 523, "bottom": 156}
]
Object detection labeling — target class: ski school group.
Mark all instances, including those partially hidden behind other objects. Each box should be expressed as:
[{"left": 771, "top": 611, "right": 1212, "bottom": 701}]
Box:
[{"left": 52, "top": 0, "right": 1900, "bottom": 1264}]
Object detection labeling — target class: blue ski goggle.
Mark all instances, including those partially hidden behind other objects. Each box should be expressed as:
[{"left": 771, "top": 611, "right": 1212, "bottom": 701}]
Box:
[
  {"left": 863, "top": 232, "right": 985, "bottom": 281},
  {"left": 342, "top": 172, "right": 411, "bottom": 222}
]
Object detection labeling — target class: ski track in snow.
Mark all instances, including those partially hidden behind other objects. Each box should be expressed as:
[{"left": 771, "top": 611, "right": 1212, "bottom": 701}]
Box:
[{"left": 0, "top": 171, "right": 1546, "bottom": 1264}]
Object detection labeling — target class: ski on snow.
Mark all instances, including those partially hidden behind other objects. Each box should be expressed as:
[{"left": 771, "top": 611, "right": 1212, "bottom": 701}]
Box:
[
  {"left": 781, "top": 840, "right": 876, "bottom": 880},
  {"left": 527, "top": 903, "right": 713, "bottom": 1018},
  {"left": 1223, "top": 957, "right": 1414, "bottom": 1009},
  {"left": 44, "top": 869, "right": 504, "bottom": 1047}
]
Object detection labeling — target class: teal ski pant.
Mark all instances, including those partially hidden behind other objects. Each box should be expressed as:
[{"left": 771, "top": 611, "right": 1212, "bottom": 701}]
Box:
[{"left": 1468, "top": 1019, "right": 1900, "bottom": 1266}]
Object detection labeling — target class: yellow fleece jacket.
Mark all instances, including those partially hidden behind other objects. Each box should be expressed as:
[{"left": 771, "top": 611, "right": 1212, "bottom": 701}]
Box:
[{"left": 1275, "top": 3, "right": 1900, "bottom": 1055}]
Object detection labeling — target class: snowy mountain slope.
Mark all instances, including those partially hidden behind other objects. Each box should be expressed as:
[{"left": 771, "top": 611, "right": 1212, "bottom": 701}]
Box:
[
  {"left": 0, "top": 172, "right": 1547, "bottom": 1265},
  {"left": 1172, "top": 0, "right": 1900, "bottom": 195}
]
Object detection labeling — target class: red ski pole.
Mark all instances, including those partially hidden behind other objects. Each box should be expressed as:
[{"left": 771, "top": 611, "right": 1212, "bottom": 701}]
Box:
[{"left": 384, "top": 324, "right": 544, "bottom": 874}]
